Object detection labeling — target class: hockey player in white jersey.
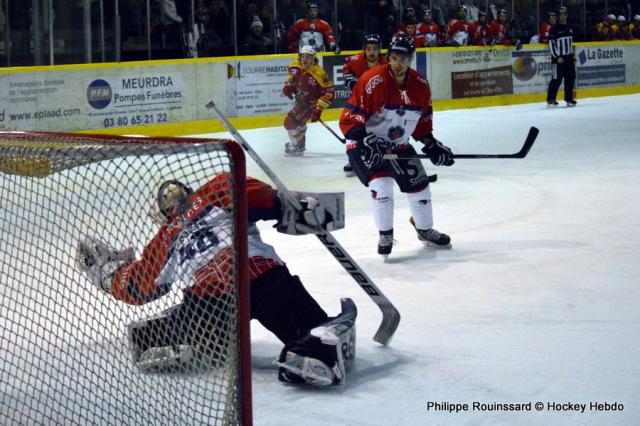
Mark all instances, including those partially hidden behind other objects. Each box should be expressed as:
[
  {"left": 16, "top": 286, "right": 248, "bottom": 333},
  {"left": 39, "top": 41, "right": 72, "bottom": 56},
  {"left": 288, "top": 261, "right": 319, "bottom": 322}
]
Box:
[
  {"left": 76, "top": 173, "right": 356, "bottom": 387},
  {"left": 339, "top": 35, "right": 455, "bottom": 257}
]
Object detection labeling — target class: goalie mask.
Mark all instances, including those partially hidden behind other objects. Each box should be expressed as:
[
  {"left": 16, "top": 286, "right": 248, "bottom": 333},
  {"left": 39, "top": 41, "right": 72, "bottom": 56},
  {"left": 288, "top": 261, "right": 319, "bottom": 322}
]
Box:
[{"left": 150, "top": 180, "right": 194, "bottom": 224}]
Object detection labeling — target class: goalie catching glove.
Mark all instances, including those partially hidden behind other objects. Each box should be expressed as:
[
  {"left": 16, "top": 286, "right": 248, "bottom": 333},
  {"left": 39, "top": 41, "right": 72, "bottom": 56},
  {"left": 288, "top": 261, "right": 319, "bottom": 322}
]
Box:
[
  {"left": 276, "top": 191, "right": 345, "bottom": 235},
  {"left": 76, "top": 236, "right": 135, "bottom": 294}
]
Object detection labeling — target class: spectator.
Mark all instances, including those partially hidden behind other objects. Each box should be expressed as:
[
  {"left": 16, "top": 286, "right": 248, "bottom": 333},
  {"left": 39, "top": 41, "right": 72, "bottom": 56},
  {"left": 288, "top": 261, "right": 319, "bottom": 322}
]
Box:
[
  {"left": 538, "top": 11, "right": 557, "bottom": 44},
  {"left": 417, "top": 8, "right": 442, "bottom": 46},
  {"left": 469, "top": 11, "right": 491, "bottom": 46},
  {"left": 394, "top": 16, "right": 425, "bottom": 47},
  {"left": 594, "top": 14, "right": 618, "bottom": 41},
  {"left": 364, "top": 0, "right": 397, "bottom": 45},
  {"left": 489, "top": 8, "right": 516, "bottom": 46},
  {"left": 287, "top": 1, "right": 338, "bottom": 53},
  {"left": 401, "top": 6, "right": 417, "bottom": 27},
  {"left": 241, "top": 17, "right": 272, "bottom": 54},
  {"left": 617, "top": 16, "right": 629, "bottom": 39},
  {"left": 631, "top": 15, "right": 640, "bottom": 39},
  {"left": 445, "top": 4, "right": 471, "bottom": 45},
  {"left": 209, "top": 0, "right": 232, "bottom": 47}
]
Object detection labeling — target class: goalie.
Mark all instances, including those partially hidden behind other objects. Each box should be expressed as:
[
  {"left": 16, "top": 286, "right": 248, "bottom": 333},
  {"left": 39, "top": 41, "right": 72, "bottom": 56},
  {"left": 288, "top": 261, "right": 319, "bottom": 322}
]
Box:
[{"left": 76, "top": 173, "right": 356, "bottom": 387}]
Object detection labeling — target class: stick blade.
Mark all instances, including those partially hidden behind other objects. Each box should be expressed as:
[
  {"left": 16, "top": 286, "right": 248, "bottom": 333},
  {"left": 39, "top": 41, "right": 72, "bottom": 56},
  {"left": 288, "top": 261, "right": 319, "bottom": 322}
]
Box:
[
  {"left": 516, "top": 126, "right": 539, "bottom": 158},
  {"left": 373, "top": 304, "right": 401, "bottom": 345}
]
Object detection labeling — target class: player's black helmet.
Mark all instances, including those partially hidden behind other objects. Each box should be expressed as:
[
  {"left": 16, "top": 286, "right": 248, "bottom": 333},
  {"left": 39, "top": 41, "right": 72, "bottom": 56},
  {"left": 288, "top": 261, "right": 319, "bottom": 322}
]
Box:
[
  {"left": 363, "top": 33, "right": 382, "bottom": 49},
  {"left": 307, "top": 1, "right": 319, "bottom": 8},
  {"left": 558, "top": 6, "right": 568, "bottom": 15},
  {"left": 547, "top": 11, "right": 557, "bottom": 17},
  {"left": 423, "top": 8, "right": 432, "bottom": 16},
  {"left": 387, "top": 34, "right": 415, "bottom": 58},
  {"left": 498, "top": 8, "right": 508, "bottom": 16}
]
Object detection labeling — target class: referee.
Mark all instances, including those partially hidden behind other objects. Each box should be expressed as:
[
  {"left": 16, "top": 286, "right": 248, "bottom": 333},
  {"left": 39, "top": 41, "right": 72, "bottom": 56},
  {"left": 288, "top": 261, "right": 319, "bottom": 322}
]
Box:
[{"left": 546, "top": 7, "right": 577, "bottom": 107}]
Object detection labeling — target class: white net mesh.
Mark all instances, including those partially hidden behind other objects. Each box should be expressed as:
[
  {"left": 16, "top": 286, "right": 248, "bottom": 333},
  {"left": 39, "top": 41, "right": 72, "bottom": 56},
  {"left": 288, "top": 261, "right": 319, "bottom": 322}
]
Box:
[{"left": 0, "top": 132, "right": 250, "bottom": 425}]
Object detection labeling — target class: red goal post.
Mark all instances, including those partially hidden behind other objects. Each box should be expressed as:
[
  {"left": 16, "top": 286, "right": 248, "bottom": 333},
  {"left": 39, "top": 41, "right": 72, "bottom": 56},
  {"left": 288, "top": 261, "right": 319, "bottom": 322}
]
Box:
[{"left": 0, "top": 131, "right": 252, "bottom": 425}]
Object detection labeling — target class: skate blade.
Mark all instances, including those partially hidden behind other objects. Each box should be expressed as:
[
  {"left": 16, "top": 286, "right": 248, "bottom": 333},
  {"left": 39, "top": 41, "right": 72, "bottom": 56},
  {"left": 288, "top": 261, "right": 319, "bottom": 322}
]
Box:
[
  {"left": 344, "top": 171, "right": 355, "bottom": 177},
  {"left": 421, "top": 241, "right": 452, "bottom": 249},
  {"left": 381, "top": 254, "right": 390, "bottom": 262}
]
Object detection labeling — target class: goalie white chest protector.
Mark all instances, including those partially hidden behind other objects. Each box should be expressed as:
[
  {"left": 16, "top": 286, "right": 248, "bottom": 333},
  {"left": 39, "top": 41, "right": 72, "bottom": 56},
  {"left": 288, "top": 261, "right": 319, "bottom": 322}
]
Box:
[{"left": 157, "top": 205, "right": 281, "bottom": 289}]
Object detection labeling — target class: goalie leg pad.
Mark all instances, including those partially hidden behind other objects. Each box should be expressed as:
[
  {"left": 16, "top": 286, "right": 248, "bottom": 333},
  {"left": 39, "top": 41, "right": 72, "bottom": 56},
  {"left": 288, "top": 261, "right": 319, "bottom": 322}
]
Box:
[
  {"left": 127, "top": 294, "right": 231, "bottom": 372},
  {"left": 276, "top": 298, "right": 357, "bottom": 386}
]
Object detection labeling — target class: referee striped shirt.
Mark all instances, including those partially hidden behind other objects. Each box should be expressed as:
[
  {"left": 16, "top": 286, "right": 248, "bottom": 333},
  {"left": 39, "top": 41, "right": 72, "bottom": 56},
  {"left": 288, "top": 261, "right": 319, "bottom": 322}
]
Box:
[{"left": 549, "top": 23, "right": 574, "bottom": 60}]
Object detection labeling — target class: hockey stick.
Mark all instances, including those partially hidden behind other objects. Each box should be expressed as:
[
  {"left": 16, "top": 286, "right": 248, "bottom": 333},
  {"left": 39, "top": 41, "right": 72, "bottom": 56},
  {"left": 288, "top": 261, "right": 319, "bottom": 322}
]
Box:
[
  {"left": 206, "top": 100, "right": 400, "bottom": 345},
  {"left": 318, "top": 118, "right": 346, "bottom": 144},
  {"left": 384, "top": 126, "right": 539, "bottom": 160}
]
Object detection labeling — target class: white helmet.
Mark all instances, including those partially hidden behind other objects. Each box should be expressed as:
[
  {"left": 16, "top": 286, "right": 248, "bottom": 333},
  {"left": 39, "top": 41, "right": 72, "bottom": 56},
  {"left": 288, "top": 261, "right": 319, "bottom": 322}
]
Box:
[
  {"left": 635, "top": 14, "right": 640, "bottom": 21},
  {"left": 618, "top": 15, "right": 626, "bottom": 22},
  {"left": 299, "top": 45, "right": 316, "bottom": 56},
  {"left": 606, "top": 14, "right": 616, "bottom": 20}
]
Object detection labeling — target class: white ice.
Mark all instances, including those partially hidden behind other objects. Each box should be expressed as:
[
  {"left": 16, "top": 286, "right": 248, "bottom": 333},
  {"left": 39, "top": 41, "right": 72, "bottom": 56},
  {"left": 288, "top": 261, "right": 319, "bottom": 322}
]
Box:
[{"left": 197, "top": 94, "right": 640, "bottom": 425}]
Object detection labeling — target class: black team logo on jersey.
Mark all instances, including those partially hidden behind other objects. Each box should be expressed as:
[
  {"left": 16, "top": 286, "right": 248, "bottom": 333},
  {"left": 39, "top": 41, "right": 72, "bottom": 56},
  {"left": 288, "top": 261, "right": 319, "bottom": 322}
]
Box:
[{"left": 388, "top": 126, "right": 405, "bottom": 140}]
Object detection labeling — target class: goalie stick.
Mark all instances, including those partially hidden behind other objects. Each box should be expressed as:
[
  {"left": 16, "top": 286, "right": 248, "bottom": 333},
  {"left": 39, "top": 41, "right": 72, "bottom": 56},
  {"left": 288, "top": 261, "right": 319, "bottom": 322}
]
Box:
[
  {"left": 384, "top": 126, "right": 540, "bottom": 160},
  {"left": 206, "top": 100, "right": 400, "bottom": 345}
]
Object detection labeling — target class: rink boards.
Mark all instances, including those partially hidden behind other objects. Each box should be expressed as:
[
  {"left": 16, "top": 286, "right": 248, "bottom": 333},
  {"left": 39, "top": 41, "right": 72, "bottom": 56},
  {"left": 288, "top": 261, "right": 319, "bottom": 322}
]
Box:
[{"left": 1, "top": 42, "right": 639, "bottom": 136}]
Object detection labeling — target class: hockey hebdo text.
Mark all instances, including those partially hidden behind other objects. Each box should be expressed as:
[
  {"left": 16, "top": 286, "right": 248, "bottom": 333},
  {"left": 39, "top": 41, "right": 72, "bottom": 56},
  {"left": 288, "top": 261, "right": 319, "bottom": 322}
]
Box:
[{"left": 424, "top": 401, "right": 624, "bottom": 414}]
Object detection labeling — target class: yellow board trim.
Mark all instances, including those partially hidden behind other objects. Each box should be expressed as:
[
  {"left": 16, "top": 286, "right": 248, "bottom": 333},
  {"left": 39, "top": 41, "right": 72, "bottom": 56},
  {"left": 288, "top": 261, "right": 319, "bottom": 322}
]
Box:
[{"left": 79, "top": 85, "right": 640, "bottom": 137}]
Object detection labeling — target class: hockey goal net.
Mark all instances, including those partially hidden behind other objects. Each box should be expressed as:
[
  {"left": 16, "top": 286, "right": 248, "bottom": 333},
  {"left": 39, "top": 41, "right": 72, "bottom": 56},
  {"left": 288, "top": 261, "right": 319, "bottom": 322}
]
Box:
[{"left": 0, "top": 132, "right": 251, "bottom": 425}]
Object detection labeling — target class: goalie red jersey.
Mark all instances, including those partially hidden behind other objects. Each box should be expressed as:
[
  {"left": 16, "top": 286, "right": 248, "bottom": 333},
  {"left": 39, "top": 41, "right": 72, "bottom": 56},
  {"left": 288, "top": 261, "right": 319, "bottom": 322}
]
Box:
[
  {"left": 111, "top": 175, "right": 283, "bottom": 305},
  {"left": 339, "top": 63, "right": 433, "bottom": 150}
]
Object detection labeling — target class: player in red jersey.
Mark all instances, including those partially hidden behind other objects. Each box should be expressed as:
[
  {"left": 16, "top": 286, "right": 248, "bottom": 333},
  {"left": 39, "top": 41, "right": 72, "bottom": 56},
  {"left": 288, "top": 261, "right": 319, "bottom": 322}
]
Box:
[
  {"left": 490, "top": 8, "right": 519, "bottom": 47},
  {"left": 339, "top": 35, "right": 454, "bottom": 257},
  {"left": 445, "top": 5, "right": 471, "bottom": 45},
  {"left": 393, "top": 17, "right": 426, "bottom": 48},
  {"left": 76, "top": 173, "right": 356, "bottom": 386},
  {"left": 416, "top": 8, "right": 441, "bottom": 47},
  {"left": 538, "top": 11, "right": 557, "bottom": 43},
  {"left": 341, "top": 34, "right": 386, "bottom": 176},
  {"left": 342, "top": 34, "right": 386, "bottom": 92},
  {"left": 282, "top": 45, "right": 335, "bottom": 156},
  {"left": 287, "top": 1, "right": 338, "bottom": 53},
  {"left": 469, "top": 11, "right": 492, "bottom": 45}
]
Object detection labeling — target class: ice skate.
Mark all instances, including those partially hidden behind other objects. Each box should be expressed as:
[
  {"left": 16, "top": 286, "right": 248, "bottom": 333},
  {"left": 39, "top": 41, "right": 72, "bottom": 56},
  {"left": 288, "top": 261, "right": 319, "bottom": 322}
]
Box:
[
  {"left": 566, "top": 100, "right": 577, "bottom": 107},
  {"left": 343, "top": 162, "right": 355, "bottom": 177},
  {"left": 377, "top": 230, "right": 394, "bottom": 260},
  {"left": 410, "top": 217, "right": 451, "bottom": 248},
  {"left": 546, "top": 100, "right": 559, "bottom": 107},
  {"left": 285, "top": 142, "right": 305, "bottom": 156},
  {"left": 135, "top": 344, "right": 194, "bottom": 373}
]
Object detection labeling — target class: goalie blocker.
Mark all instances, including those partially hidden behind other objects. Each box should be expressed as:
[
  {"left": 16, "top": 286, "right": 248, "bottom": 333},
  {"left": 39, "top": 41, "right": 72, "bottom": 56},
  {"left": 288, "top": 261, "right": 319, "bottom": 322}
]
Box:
[{"left": 76, "top": 174, "right": 355, "bottom": 386}]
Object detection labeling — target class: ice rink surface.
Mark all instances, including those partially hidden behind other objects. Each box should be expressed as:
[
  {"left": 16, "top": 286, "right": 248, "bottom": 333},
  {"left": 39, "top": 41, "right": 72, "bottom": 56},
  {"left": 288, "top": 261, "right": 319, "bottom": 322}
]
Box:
[{"left": 197, "top": 94, "right": 640, "bottom": 426}]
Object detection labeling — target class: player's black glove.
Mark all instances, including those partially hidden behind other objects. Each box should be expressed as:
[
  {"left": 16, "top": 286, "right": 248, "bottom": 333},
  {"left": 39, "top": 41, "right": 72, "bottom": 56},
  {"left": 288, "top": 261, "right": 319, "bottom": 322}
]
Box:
[
  {"left": 329, "top": 42, "right": 340, "bottom": 55},
  {"left": 358, "top": 133, "right": 385, "bottom": 170},
  {"left": 421, "top": 134, "right": 454, "bottom": 166},
  {"left": 344, "top": 73, "right": 357, "bottom": 91}
]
